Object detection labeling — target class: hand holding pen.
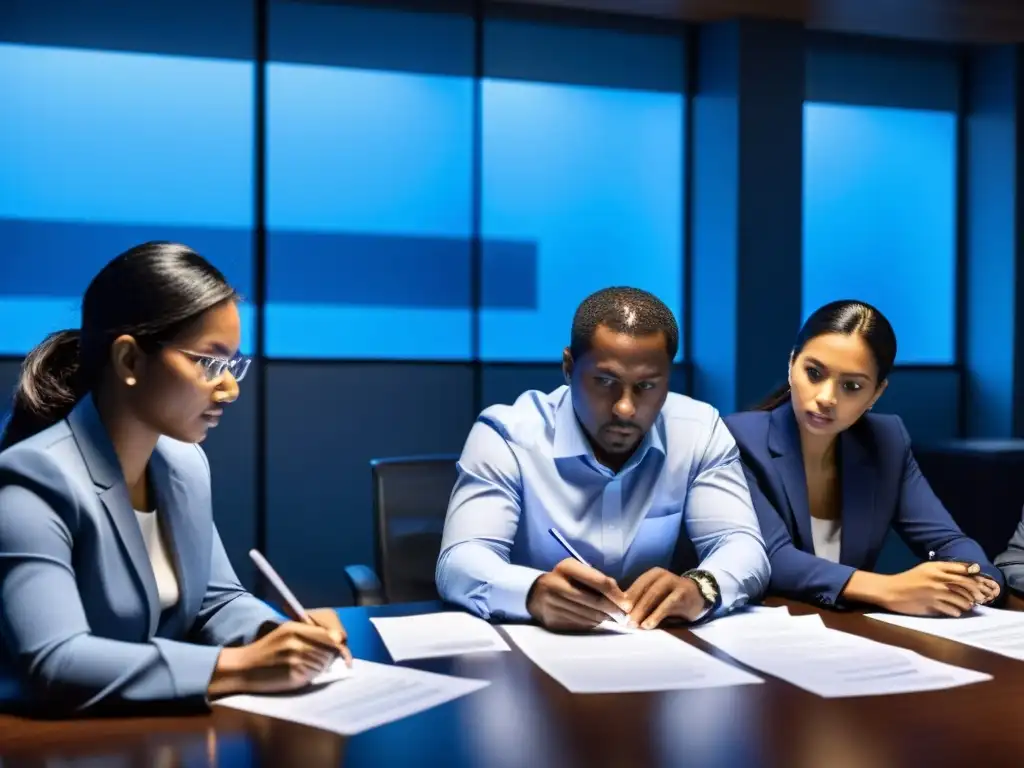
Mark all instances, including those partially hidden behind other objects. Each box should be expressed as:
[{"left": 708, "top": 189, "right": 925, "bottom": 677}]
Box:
[
  {"left": 523, "top": 528, "right": 634, "bottom": 632},
  {"left": 206, "top": 551, "right": 353, "bottom": 699}
]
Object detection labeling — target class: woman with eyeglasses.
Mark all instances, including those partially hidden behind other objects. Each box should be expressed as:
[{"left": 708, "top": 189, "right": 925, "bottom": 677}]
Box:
[{"left": 0, "top": 242, "right": 351, "bottom": 716}]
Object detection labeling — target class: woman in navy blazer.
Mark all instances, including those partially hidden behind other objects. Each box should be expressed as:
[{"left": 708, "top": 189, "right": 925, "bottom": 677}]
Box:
[
  {"left": 725, "top": 300, "right": 1002, "bottom": 616},
  {"left": 0, "top": 243, "right": 351, "bottom": 715}
]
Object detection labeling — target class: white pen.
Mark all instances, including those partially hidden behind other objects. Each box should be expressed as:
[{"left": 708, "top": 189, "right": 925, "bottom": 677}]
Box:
[
  {"left": 548, "top": 527, "right": 629, "bottom": 625},
  {"left": 549, "top": 527, "right": 592, "bottom": 567},
  {"left": 249, "top": 549, "right": 311, "bottom": 623}
]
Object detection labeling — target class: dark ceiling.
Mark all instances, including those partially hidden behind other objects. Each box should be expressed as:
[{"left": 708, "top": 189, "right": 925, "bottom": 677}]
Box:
[{"left": 494, "top": 0, "right": 1024, "bottom": 44}]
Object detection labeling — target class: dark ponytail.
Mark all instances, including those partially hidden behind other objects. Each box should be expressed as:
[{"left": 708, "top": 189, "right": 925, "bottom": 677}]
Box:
[
  {"left": 754, "top": 299, "right": 897, "bottom": 411},
  {"left": 1, "top": 331, "right": 87, "bottom": 450},
  {"left": 0, "top": 241, "right": 236, "bottom": 451},
  {"left": 757, "top": 383, "right": 792, "bottom": 412}
]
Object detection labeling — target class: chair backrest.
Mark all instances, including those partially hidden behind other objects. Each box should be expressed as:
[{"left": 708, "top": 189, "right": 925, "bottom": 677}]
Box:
[
  {"left": 371, "top": 454, "right": 460, "bottom": 604},
  {"left": 915, "top": 439, "right": 1024, "bottom": 561}
]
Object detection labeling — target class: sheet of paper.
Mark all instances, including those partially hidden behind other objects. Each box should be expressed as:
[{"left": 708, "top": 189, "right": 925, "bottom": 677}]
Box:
[
  {"left": 500, "top": 624, "right": 763, "bottom": 693},
  {"left": 369, "top": 612, "right": 511, "bottom": 661},
  {"left": 312, "top": 657, "right": 352, "bottom": 685},
  {"left": 692, "top": 612, "right": 990, "bottom": 698},
  {"left": 867, "top": 607, "right": 1024, "bottom": 661},
  {"left": 736, "top": 605, "right": 791, "bottom": 615},
  {"left": 216, "top": 660, "right": 489, "bottom": 736},
  {"left": 592, "top": 604, "right": 790, "bottom": 635},
  {"left": 594, "top": 618, "right": 641, "bottom": 634}
]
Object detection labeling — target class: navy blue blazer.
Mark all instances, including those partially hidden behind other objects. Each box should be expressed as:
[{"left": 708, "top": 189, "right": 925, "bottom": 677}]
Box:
[
  {"left": 0, "top": 396, "right": 283, "bottom": 714},
  {"left": 724, "top": 403, "right": 1003, "bottom": 608}
]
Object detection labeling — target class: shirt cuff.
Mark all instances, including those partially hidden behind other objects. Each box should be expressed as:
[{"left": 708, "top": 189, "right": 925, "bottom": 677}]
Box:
[{"left": 487, "top": 565, "right": 547, "bottom": 621}]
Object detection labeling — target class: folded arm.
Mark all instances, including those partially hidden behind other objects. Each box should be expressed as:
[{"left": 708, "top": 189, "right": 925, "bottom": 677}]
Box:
[
  {"left": 0, "top": 484, "right": 221, "bottom": 714},
  {"left": 435, "top": 421, "right": 544, "bottom": 621},
  {"left": 684, "top": 418, "right": 771, "bottom": 615}
]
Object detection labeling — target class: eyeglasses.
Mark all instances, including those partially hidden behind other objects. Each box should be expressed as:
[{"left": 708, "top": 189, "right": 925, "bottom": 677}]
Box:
[{"left": 175, "top": 349, "right": 252, "bottom": 382}]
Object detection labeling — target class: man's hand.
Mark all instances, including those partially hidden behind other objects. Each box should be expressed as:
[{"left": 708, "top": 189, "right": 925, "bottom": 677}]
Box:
[
  {"left": 526, "top": 558, "right": 632, "bottom": 631},
  {"left": 626, "top": 568, "right": 707, "bottom": 629}
]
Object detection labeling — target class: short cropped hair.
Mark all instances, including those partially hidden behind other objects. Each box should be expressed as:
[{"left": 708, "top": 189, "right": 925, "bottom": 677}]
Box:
[{"left": 569, "top": 287, "right": 678, "bottom": 361}]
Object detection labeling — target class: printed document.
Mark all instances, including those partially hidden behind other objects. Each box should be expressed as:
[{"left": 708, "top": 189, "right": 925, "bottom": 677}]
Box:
[
  {"left": 217, "top": 660, "right": 489, "bottom": 736},
  {"left": 692, "top": 612, "right": 990, "bottom": 697},
  {"left": 500, "top": 624, "right": 763, "bottom": 693},
  {"left": 868, "top": 607, "right": 1024, "bottom": 661}
]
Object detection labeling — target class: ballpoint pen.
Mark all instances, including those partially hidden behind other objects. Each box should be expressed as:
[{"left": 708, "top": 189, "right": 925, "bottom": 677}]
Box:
[
  {"left": 250, "top": 548, "right": 312, "bottom": 623},
  {"left": 548, "top": 528, "right": 629, "bottom": 625},
  {"left": 249, "top": 549, "right": 352, "bottom": 673}
]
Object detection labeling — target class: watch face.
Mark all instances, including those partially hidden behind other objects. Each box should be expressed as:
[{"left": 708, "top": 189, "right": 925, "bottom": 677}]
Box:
[
  {"left": 693, "top": 574, "right": 716, "bottom": 602},
  {"left": 698, "top": 578, "right": 714, "bottom": 601}
]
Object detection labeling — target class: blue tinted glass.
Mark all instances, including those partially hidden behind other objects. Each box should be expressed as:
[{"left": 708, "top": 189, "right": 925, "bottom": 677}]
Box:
[
  {"left": 803, "top": 103, "right": 956, "bottom": 364},
  {"left": 480, "top": 80, "right": 684, "bottom": 362},
  {"left": 0, "top": 44, "right": 255, "bottom": 355},
  {"left": 265, "top": 63, "right": 474, "bottom": 359}
]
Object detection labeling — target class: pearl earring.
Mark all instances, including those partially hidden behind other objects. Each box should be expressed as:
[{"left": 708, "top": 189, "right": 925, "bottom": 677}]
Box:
[{"left": 125, "top": 376, "right": 136, "bottom": 387}]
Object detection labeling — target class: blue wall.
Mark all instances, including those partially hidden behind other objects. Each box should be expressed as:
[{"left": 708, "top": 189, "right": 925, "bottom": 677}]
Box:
[
  {"left": 0, "top": 3, "right": 976, "bottom": 602},
  {"left": 0, "top": 43, "right": 256, "bottom": 355},
  {"left": 803, "top": 103, "right": 957, "bottom": 364}
]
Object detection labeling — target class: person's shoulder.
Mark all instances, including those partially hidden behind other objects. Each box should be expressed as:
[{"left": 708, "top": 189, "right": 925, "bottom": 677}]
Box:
[
  {"left": 0, "top": 419, "right": 76, "bottom": 476},
  {"left": 476, "top": 386, "right": 565, "bottom": 446},
  {"left": 0, "top": 420, "right": 84, "bottom": 507},
  {"left": 154, "top": 435, "right": 210, "bottom": 479},
  {"left": 659, "top": 394, "right": 732, "bottom": 456},
  {"left": 850, "top": 411, "right": 909, "bottom": 451},
  {"left": 722, "top": 408, "right": 771, "bottom": 438},
  {"left": 660, "top": 391, "right": 721, "bottom": 428}
]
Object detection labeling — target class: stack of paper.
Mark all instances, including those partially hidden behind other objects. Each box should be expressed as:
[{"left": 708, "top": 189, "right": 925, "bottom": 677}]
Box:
[
  {"left": 500, "top": 624, "right": 764, "bottom": 693},
  {"left": 867, "top": 607, "right": 1024, "bottom": 661},
  {"left": 216, "top": 660, "right": 489, "bottom": 736},
  {"left": 691, "top": 610, "right": 991, "bottom": 697}
]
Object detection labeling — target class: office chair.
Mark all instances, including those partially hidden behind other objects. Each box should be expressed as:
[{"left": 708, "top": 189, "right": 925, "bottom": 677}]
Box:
[
  {"left": 916, "top": 438, "right": 1024, "bottom": 561},
  {"left": 343, "top": 454, "right": 459, "bottom": 606}
]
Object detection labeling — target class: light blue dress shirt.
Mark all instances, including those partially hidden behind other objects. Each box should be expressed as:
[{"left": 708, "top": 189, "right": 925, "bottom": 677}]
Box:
[{"left": 436, "top": 386, "right": 770, "bottom": 621}]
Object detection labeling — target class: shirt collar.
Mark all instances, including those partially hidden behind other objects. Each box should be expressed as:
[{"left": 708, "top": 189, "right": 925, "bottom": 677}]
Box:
[{"left": 551, "top": 387, "right": 667, "bottom": 467}]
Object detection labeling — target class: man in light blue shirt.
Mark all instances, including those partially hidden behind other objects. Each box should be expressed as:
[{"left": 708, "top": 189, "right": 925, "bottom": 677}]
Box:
[{"left": 437, "top": 287, "right": 770, "bottom": 630}]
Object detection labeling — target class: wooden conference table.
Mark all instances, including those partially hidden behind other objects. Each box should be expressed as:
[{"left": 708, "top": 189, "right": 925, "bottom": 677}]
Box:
[{"left": 2, "top": 596, "right": 1024, "bottom": 768}]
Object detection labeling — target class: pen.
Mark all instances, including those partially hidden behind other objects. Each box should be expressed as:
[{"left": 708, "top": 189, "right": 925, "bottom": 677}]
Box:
[
  {"left": 549, "top": 527, "right": 592, "bottom": 568},
  {"left": 547, "top": 528, "right": 629, "bottom": 625},
  {"left": 249, "top": 548, "right": 311, "bottom": 624},
  {"left": 250, "top": 549, "right": 354, "bottom": 674}
]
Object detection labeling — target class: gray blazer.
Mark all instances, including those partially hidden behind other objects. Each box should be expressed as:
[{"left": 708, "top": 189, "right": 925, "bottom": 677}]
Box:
[
  {"left": 995, "top": 511, "right": 1024, "bottom": 593},
  {"left": 0, "top": 395, "right": 281, "bottom": 714}
]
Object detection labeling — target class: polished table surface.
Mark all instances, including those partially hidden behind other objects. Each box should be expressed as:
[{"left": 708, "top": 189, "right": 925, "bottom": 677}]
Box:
[{"left": 3, "top": 596, "right": 1024, "bottom": 768}]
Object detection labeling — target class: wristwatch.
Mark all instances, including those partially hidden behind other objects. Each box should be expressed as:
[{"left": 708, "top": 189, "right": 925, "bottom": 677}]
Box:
[{"left": 683, "top": 569, "right": 721, "bottom": 614}]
